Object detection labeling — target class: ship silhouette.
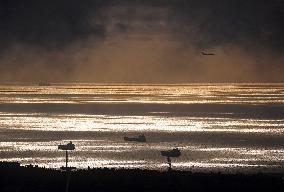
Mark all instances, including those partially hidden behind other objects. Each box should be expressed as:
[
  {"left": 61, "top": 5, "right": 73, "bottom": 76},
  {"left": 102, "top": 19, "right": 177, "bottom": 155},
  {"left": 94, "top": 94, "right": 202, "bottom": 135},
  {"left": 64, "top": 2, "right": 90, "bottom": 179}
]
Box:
[
  {"left": 124, "top": 134, "right": 146, "bottom": 142},
  {"left": 58, "top": 141, "right": 75, "bottom": 150},
  {"left": 38, "top": 82, "right": 51, "bottom": 86},
  {"left": 161, "top": 148, "right": 181, "bottom": 157}
]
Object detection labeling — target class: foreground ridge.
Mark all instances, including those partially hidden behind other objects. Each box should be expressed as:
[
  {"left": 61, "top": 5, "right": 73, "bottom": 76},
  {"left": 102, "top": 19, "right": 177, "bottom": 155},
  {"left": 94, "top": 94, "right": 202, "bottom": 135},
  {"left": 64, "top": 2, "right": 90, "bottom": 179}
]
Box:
[{"left": 0, "top": 162, "right": 283, "bottom": 192}]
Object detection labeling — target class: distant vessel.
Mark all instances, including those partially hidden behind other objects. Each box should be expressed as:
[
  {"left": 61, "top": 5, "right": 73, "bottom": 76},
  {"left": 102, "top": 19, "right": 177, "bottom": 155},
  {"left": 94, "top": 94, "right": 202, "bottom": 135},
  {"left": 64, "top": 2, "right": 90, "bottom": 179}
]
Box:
[
  {"left": 58, "top": 141, "right": 75, "bottom": 150},
  {"left": 161, "top": 148, "right": 181, "bottom": 157},
  {"left": 201, "top": 51, "right": 215, "bottom": 56},
  {"left": 38, "top": 82, "right": 51, "bottom": 86},
  {"left": 124, "top": 134, "right": 146, "bottom": 142}
]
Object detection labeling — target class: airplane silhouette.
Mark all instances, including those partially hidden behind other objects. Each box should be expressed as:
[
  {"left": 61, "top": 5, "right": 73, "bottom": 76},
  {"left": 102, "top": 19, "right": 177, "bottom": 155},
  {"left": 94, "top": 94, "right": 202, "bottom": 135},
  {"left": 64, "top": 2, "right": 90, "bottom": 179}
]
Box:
[{"left": 201, "top": 51, "right": 215, "bottom": 56}]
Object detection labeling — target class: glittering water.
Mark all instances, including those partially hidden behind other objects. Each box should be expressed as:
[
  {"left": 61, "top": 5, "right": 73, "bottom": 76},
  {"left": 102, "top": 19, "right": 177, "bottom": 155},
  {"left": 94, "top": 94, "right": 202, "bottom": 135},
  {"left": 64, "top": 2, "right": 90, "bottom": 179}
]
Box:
[{"left": 0, "top": 83, "right": 283, "bottom": 173}]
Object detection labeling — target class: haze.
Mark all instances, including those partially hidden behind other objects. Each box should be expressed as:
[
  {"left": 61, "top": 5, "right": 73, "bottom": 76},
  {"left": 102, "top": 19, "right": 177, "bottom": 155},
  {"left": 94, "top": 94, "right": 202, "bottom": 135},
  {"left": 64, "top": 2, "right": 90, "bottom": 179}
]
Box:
[{"left": 0, "top": 0, "right": 283, "bottom": 83}]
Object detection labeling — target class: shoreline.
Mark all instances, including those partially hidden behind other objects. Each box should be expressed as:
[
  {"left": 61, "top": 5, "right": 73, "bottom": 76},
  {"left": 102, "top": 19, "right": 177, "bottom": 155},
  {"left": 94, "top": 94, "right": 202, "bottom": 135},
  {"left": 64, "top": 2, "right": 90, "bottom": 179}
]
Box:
[{"left": 0, "top": 162, "right": 283, "bottom": 192}]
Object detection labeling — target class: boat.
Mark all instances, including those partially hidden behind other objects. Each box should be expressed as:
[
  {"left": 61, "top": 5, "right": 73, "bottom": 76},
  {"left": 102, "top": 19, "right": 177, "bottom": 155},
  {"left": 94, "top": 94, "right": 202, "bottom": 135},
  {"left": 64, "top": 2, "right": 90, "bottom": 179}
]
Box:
[
  {"left": 38, "top": 82, "right": 51, "bottom": 86},
  {"left": 58, "top": 141, "right": 75, "bottom": 150},
  {"left": 161, "top": 148, "right": 181, "bottom": 157},
  {"left": 124, "top": 134, "right": 146, "bottom": 142}
]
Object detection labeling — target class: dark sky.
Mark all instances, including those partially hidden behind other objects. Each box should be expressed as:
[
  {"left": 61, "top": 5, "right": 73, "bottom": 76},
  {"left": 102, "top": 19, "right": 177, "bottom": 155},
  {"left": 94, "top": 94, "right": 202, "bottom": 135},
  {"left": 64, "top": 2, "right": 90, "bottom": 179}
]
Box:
[{"left": 0, "top": 0, "right": 283, "bottom": 83}]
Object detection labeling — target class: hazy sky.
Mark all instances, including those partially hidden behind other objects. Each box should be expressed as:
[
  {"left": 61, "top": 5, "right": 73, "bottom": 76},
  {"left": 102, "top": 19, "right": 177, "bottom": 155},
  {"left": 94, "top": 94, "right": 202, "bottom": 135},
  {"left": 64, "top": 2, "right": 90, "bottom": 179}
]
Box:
[{"left": 0, "top": 0, "right": 283, "bottom": 83}]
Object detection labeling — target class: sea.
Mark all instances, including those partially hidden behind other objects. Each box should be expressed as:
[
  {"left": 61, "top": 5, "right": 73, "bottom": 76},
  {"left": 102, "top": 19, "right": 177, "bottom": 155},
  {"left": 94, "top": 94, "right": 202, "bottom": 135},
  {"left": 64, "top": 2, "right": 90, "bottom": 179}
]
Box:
[{"left": 0, "top": 83, "right": 283, "bottom": 173}]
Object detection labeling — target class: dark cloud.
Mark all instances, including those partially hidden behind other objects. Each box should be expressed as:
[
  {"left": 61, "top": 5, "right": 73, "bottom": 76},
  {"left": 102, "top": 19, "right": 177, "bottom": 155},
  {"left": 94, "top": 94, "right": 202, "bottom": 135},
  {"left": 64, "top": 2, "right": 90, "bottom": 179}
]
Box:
[
  {"left": 1, "top": 0, "right": 283, "bottom": 51},
  {"left": 0, "top": 0, "right": 283, "bottom": 82},
  {"left": 0, "top": 0, "right": 109, "bottom": 49},
  {"left": 169, "top": 0, "right": 284, "bottom": 53}
]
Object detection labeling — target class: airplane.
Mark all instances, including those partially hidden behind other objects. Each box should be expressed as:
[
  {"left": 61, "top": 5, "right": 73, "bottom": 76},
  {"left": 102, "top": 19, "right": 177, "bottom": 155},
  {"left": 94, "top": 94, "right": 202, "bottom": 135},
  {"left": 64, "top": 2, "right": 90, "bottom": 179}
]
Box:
[
  {"left": 124, "top": 134, "right": 146, "bottom": 142},
  {"left": 58, "top": 141, "right": 75, "bottom": 150},
  {"left": 161, "top": 148, "right": 181, "bottom": 158},
  {"left": 201, "top": 51, "right": 215, "bottom": 56}
]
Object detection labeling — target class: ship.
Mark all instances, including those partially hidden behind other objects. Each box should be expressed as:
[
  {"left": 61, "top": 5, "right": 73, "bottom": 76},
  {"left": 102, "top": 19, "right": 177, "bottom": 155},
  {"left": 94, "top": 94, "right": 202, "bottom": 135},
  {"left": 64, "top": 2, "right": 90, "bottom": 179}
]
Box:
[
  {"left": 58, "top": 141, "right": 75, "bottom": 150},
  {"left": 38, "top": 82, "right": 51, "bottom": 86},
  {"left": 161, "top": 148, "right": 181, "bottom": 157},
  {"left": 124, "top": 134, "right": 146, "bottom": 142}
]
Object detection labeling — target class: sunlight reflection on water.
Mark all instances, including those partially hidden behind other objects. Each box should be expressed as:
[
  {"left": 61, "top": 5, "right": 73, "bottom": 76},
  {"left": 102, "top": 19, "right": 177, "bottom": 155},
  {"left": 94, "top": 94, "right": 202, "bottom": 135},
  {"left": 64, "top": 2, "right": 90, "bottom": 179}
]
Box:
[{"left": 0, "top": 84, "right": 283, "bottom": 173}]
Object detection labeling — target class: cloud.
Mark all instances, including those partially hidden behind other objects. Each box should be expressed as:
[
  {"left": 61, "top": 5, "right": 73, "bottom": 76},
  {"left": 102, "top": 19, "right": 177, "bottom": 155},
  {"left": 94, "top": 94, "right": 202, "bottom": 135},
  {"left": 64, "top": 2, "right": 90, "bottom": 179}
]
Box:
[{"left": 0, "top": 0, "right": 283, "bottom": 82}]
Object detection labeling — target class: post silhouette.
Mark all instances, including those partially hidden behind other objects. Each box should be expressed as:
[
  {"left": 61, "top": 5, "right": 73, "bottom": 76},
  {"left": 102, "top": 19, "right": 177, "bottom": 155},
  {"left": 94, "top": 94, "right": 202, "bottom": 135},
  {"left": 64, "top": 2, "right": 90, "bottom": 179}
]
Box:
[
  {"left": 160, "top": 148, "right": 181, "bottom": 171},
  {"left": 58, "top": 141, "right": 76, "bottom": 192},
  {"left": 58, "top": 141, "right": 75, "bottom": 170},
  {"left": 167, "top": 157, "right": 172, "bottom": 171},
  {"left": 66, "top": 150, "right": 68, "bottom": 168}
]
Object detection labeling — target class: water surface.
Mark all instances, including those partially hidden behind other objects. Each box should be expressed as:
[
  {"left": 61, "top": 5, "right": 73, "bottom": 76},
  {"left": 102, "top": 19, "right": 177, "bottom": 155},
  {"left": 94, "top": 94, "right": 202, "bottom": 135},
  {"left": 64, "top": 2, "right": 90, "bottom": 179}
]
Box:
[{"left": 0, "top": 83, "right": 283, "bottom": 173}]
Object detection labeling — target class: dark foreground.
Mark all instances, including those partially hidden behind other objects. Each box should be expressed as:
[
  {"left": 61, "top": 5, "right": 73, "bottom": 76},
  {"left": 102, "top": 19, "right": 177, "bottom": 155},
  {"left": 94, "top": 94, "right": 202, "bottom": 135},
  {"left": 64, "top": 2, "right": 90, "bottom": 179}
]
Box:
[{"left": 0, "top": 162, "right": 283, "bottom": 192}]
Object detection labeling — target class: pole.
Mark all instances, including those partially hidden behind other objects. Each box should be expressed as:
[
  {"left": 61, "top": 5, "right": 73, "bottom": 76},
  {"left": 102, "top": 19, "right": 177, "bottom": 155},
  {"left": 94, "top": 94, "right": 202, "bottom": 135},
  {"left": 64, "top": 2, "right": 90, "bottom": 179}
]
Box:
[
  {"left": 167, "top": 157, "right": 172, "bottom": 172},
  {"left": 66, "top": 150, "right": 68, "bottom": 168},
  {"left": 65, "top": 170, "right": 71, "bottom": 192}
]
